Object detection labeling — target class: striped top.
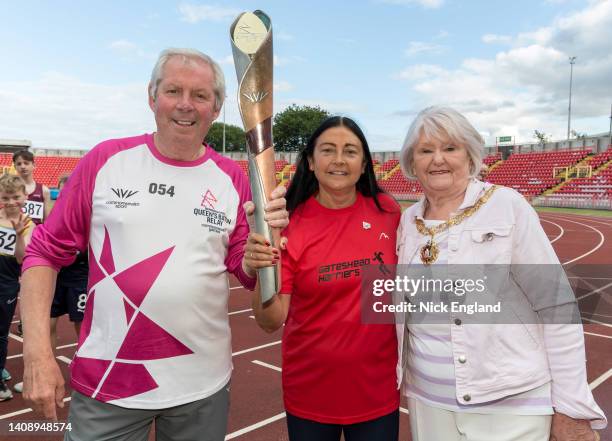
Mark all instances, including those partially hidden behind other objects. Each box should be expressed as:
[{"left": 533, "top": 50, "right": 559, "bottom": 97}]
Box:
[{"left": 405, "top": 219, "right": 553, "bottom": 415}]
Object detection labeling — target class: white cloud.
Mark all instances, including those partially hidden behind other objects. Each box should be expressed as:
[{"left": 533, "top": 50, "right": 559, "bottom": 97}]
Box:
[
  {"left": 435, "top": 30, "right": 450, "bottom": 39},
  {"left": 395, "top": 64, "right": 447, "bottom": 81},
  {"left": 108, "top": 40, "right": 154, "bottom": 60},
  {"left": 378, "top": 0, "right": 444, "bottom": 8},
  {"left": 178, "top": 3, "right": 241, "bottom": 23},
  {"left": 394, "top": 0, "right": 612, "bottom": 143},
  {"left": 0, "top": 73, "right": 154, "bottom": 149},
  {"left": 405, "top": 41, "right": 446, "bottom": 56},
  {"left": 482, "top": 34, "right": 512, "bottom": 45}
]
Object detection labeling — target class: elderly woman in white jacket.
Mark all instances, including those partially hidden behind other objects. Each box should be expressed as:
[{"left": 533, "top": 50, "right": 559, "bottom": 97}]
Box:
[{"left": 396, "top": 106, "right": 606, "bottom": 441}]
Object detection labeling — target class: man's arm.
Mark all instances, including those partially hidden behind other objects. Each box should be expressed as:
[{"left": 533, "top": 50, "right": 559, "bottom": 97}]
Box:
[
  {"left": 21, "top": 266, "right": 65, "bottom": 420},
  {"left": 42, "top": 185, "right": 51, "bottom": 220}
]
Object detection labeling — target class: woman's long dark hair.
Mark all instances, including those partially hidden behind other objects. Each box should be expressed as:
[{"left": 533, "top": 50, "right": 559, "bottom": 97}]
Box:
[{"left": 285, "top": 116, "right": 386, "bottom": 213}]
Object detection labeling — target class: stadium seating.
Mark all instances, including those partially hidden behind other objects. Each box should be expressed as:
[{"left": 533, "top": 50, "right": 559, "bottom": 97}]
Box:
[
  {"left": 2, "top": 149, "right": 611, "bottom": 204},
  {"left": 483, "top": 152, "right": 502, "bottom": 166},
  {"left": 0, "top": 154, "right": 80, "bottom": 187},
  {"left": 485, "top": 149, "right": 591, "bottom": 197},
  {"left": 550, "top": 148, "right": 612, "bottom": 198}
]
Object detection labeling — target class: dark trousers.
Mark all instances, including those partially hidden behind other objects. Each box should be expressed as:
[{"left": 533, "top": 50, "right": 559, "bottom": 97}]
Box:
[
  {"left": 286, "top": 409, "right": 399, "bottom": 441},
  {"left": 0, "top": 288, "right": 19, "bottom": 371}
]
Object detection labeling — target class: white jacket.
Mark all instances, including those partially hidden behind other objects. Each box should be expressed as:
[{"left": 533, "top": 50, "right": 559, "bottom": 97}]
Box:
[{"left": 396, "top": 179, "right": 607, "bottom": 429}]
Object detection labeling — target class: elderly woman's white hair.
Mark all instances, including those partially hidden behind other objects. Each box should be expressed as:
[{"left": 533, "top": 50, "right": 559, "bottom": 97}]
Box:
[
  {"left": 400, "top": 106, "right": 484, "bottom": 179},
  {"left": 148, "top": 48, "right": 226, "bottom": 112}
]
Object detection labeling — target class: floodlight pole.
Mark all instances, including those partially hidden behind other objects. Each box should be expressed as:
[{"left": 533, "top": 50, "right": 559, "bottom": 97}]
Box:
[
  {"left": 609, "top": 103, "right": 611, "bottom": 148},
  {"left": 567, "top": 56, "right": 576, "bottom": 141}
]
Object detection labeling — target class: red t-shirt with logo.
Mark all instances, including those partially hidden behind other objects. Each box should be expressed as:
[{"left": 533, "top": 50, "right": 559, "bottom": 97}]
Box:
[{"left": 280, "top": 192, "right": 400, "bottom": 424}]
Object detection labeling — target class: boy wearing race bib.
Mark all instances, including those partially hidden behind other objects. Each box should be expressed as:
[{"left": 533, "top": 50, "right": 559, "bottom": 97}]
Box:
[
  {"left": 12, "top": 150, "right": 51, "bottom": 225},
  {"left": 0, "top": 174, "right": 34, "bottom": 401}
]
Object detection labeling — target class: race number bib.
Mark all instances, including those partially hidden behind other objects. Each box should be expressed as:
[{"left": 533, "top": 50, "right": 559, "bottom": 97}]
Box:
[
  {"left": 22, "top": 200, "right": 44, "bottom": 220},
  {"left": 0, "top": 226, "right": 17, "bottom": 256}
]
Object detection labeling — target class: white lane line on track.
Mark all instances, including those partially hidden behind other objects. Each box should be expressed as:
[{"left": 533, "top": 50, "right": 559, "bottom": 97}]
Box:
[
  {"left": 590, "top": 368, "right": 612, "bottom": 391},
  {"left": 250, "top": 360, "right": 411, "bottom": 416},
  {"left": 576, "top": 281, "right": 612, "bottom": 301},
  {"left": 252, "top": 360, "right": 282, "bottom": 372},
  {"left": 568, "top": 277, "right": 612, "bottom": 280},
  {"left": 7, "top": 343, "right": 78, "bottom": 360},
  {"left": 234, "top": 360, "right": 410, "bottom": 439},
  {"left": 228, "top": 308, "right": 252, "bottom": 316},
  {"left": 1, "top": 342, "right": 283, "bottom": 420},
  {"left": 225, "top": 412, "right": 287, "bottom": 440},
  {"left": 543, "top": 213, "right": 612, "bottom": 226},
  {"left": 232, "top": 341, "right": 281, "bottom": 357},
  {"left": 8, "top": 332, "right": 23, "bottom": 343},
  {"left": 582, "top": 317, "right": 612, "bottom": 328},
  {"left": 0, "top": 397, "right": 71, "bottom": 420},
  {"left": 7, "top": 340, "right": 282, "bottom": 362},
  {"left": 56, "top": 355, "right": 72, "bottom": 365},
  {"left": 540, "top": 219, "right": 564, "bottom": 243},
  {"left": 584, "top": 331, "right": 612, "bottom": 340},
  {"left": 543, "top": 215, "right": 605, "bottom": 265}
]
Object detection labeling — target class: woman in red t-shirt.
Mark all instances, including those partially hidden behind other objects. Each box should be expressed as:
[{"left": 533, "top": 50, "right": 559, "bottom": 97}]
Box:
[{"left": 245, "top": 116, "right": 401, "bottom": 441}]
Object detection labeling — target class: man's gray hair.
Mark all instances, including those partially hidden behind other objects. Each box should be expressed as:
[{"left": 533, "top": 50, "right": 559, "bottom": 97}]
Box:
[
  {"left": 149, "top": 48, "right": 226, "bottom": 112},
  {"left": 400, "top": 106, "right": 484, "bottom": 179}
]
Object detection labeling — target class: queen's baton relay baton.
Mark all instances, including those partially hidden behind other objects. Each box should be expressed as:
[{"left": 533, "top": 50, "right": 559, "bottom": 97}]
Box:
[{"left": 230, "top": 10, "right": 280, "bottom": 303}]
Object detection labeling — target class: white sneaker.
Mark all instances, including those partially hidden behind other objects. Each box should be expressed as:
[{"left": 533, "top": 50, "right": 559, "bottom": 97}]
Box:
[
  {"left": 13, "top": 382, "right": 23, "bottom": 393},
  {"left": 0, "top": 380, "right": 12, "bottom": 401}
]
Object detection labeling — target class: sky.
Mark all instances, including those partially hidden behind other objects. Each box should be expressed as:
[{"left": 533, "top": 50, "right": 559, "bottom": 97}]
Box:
[{"left": 0, "top": 0, "right": 611, "bottom": 151}]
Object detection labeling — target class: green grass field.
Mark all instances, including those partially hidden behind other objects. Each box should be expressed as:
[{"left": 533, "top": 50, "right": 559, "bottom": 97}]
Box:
[{"left": 533, "top": 206, "right": 612, "bottom": 218}]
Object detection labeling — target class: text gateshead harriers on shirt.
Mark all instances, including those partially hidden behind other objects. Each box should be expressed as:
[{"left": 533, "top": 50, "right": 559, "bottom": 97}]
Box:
[{"left": 318, "top": 258, "right": 371, "bottom": 283}]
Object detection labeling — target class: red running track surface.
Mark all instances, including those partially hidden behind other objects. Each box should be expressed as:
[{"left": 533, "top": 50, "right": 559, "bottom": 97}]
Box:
[{"left": 0, "top": 212, "right": 610, "bottom": 440}]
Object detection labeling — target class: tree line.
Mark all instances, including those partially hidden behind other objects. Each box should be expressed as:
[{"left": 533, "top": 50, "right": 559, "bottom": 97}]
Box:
[{"left": 205, "top": 104, "right": 329, "bottom": 153}]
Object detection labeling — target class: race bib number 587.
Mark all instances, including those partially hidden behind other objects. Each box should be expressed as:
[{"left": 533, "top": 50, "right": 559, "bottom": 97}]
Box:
[
  {"left": 0, "top": 226, "right": 17, "bottom": 256},
  {"left": 22, "top": 200, "right": 44, "bottom": 220}
]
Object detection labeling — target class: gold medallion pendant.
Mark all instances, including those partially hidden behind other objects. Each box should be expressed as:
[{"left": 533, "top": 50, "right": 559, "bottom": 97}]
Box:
[
  {"left": 420, "top": 240, "right": 439, "bottom": 265},
  {"left": 414, "top": 185, "right": 499, "bottom": 266}
]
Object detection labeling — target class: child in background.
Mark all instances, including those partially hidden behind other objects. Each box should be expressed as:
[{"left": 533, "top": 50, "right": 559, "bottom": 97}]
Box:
[{"left": 0, "top": 174, "right": 34, "bottom": 401}]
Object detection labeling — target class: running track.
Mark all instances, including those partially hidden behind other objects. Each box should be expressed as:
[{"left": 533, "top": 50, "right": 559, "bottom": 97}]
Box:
[{"left": 0, "top": 211, "right": 610, "bottom": 440}]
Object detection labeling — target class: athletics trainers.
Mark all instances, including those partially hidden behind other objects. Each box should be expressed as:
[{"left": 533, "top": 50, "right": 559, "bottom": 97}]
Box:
[
  {"left": 13, "top": 382, "right": 23, "bottom": 393},
  {"left": 0, "top": 380, "right": 13, "bottom": 401},
  {"left": 1, "top": 368, "right": 10, "bottom": 381}
]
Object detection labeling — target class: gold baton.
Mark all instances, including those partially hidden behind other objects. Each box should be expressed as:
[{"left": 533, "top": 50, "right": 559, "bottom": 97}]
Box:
[{"left": 230, "top": 10, "right": 280, "bottom": 303}]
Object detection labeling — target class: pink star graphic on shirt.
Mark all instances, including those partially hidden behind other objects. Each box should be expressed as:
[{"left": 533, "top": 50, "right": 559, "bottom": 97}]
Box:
[{"left": 73, "top": 227, "right": 194, "bottom": 402}]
